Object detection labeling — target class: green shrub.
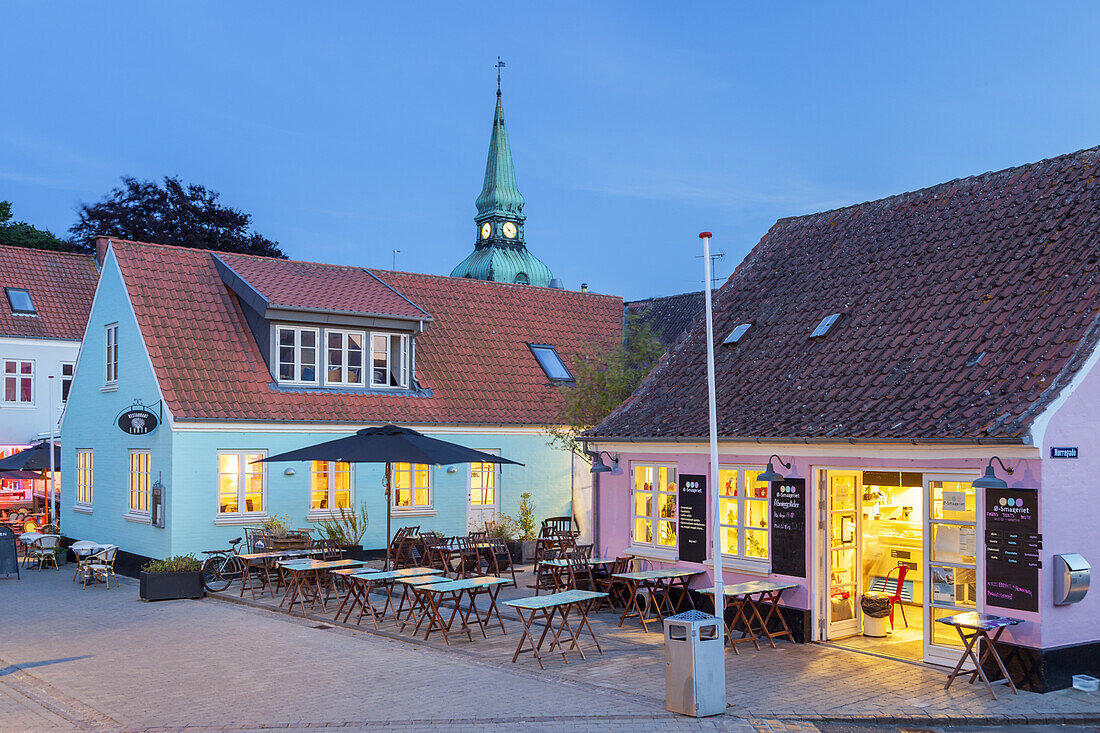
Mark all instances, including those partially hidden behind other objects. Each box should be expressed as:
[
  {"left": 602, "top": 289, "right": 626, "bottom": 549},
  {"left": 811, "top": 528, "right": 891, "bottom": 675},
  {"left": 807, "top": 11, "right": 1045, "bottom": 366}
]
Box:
[
  {"left": 479, "top": 515, "right": 517, "bottom": 540},
  {"left": 142, "top": 554, "right": 201, "bottom": 573},
  {"left": 516, "top": 492, "right": 537, "bottom": 540},
  {"left": 317, "top": 502, "right": 369, "bottom": 547}
]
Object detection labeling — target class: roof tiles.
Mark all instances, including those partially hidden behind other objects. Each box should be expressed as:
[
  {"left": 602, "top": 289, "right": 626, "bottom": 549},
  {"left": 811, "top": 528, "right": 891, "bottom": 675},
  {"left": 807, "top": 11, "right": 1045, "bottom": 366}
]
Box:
[{"left": 0, "top": 245, "right": 98, "bottom": 341}]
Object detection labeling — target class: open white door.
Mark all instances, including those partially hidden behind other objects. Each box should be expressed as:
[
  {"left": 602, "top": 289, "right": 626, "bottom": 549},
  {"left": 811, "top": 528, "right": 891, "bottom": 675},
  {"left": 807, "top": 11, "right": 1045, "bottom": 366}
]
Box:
[
  {"left": 923, "top": 474, "right": 981, "bottom": 666},
  {"left": 825, "top": 471, "right": 862, "bottom": 638}
]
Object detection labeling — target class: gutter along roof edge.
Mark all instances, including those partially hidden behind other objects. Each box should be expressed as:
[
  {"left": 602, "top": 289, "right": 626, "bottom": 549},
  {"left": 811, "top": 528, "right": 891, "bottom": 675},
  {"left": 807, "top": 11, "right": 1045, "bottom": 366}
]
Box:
[{"left": 580, "top": 435, "right": 1032, "bottom": 446}]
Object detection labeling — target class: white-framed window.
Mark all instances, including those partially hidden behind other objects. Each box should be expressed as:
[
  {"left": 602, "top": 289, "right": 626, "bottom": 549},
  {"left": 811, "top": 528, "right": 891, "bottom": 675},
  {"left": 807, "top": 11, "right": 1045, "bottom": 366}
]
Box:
[
  {"left": 371, "top": 333, "right": 409, "bottom": 389},
  {"left": 392, "top": 462, "right": 431, "bottom": 510},
  {"left": 276, "top": 326, "right": 319, "bottom": 384},
  {"left": 631, "top": 464, "right": 678, "bottom": 551},
  {"left": 2, "top": 359, "right": 34, "bottom": 404},
  {"left": 105, "top": 324, "right": 119, "bottom": 384},
  {"left": 5, "top": 287, "right": 36, "bottom": 315},
  {"left": 76, "top": 450, "right": 93, "bottom": 506},
  {"left": 469, "top": 459, "right": 498, "bottom": 507},
  {"left": 61, "top": 362, "right": 74, "bottom": 403},
  {"left": 217, "top": 451, "right": 266, "bottom": 515},
  {"left": 129, "top": 450, "right": 151, "bottom": 516},
  {"left": 717, "top": 467, "right": 771, "bottom": 567},
  {"left": 311, "top": 461, "right": 352, "bottom": 513},
  {"left": 325, "top": 329, "right": 366, "bottom": 387}
]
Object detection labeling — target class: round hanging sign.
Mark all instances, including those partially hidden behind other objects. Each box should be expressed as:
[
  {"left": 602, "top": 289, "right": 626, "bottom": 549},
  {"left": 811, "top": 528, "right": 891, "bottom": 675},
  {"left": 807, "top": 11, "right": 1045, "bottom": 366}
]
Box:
[{"left": 118, "top": 407, "right": 159, "bottom": 435}]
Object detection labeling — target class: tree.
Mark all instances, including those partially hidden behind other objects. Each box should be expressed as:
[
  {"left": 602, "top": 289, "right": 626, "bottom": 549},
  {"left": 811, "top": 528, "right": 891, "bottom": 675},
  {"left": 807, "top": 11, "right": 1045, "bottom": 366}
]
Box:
[
  {"left": 69, "top": 176, "right": 287, "bottom": 257},
  {"left": 546, "top": 315, "right": 665, "bottom": 452},
  {"left": 0, "top": 201, "right": 81, "bottom": 252}
]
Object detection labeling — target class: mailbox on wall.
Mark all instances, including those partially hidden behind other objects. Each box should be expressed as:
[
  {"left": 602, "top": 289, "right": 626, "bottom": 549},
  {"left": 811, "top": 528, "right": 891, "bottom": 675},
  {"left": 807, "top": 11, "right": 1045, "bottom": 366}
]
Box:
[
  {"left": 151, "top": 479, "right": 165, "bottom": 529},
  {"left": 1054, "top": 553, "right": 1090, "bottom": 605}
]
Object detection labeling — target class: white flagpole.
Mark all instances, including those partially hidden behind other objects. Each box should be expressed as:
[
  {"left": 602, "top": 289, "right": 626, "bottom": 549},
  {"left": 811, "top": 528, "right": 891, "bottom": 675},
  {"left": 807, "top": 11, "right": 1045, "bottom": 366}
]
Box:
[
  {"left": 48, "top": 374, "right": 56, "bottom": 527},
  {"left": 699, "top": 232, "right": 724, "bottom": 626}
]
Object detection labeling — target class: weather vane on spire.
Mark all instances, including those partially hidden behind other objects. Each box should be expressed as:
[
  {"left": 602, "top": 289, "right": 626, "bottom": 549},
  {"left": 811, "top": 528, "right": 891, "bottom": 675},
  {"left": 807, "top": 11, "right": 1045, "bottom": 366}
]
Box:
[{"left": 496, "top": 56, "right": 506, "bottom": 93}]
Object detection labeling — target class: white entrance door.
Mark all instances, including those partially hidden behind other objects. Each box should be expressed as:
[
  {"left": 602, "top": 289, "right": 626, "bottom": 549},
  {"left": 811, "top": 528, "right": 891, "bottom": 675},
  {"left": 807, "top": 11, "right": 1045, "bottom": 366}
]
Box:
[
  {"left": 467, "top": 451, "right": 500, "bottom": 532},
  {"left": 826, "top": 471, "right": 862, "bottom": 638},
  {"left": 924, "top": 475, "right": 981, "bottom": 666}
]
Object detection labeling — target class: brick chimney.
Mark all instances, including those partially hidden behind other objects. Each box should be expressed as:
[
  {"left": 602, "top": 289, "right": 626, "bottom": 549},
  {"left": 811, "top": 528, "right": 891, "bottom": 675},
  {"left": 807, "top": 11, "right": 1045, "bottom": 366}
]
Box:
[{"left": 94, "top": 237, "right": 111, "bottom": 268}]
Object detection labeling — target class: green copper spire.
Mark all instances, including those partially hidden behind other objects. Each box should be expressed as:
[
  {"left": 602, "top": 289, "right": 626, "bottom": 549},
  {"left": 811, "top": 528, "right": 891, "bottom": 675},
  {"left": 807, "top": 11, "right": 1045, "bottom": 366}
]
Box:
[{"left": 475, "top": 91, "right": 526, "bottom": 223}]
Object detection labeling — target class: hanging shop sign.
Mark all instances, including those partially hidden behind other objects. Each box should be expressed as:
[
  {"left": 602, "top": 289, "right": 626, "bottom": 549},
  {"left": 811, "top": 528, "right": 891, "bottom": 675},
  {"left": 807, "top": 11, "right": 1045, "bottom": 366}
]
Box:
[
  {"left": 984, "top": 487, "right": 1040, "bottom": 612},
  {"left": 677, "top": 474, "right": 708, "bottom": 564},
  {"left": 116, "top": 400, "right": 160, "bottom": 436},
  {"left": 770, "top": 478, "right": 807, "bottom": 577}
]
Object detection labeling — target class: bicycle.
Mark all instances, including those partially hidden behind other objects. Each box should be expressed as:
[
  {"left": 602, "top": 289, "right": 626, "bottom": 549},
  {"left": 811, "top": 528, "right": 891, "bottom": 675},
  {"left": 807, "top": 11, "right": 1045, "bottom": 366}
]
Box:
[{"left": 200, "top": 537, "right": 245, "bottom": 592}]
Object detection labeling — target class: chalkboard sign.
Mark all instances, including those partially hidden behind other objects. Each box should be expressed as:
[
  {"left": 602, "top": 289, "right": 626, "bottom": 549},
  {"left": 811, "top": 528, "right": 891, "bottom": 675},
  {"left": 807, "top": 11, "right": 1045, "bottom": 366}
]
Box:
[
  {"left": 678, "top": 474, "right": 707, "bottom": 563},
  {"left": 0, "top": 525, "right": 19, "bottom": 578},
  {"left": 770, "top": 478, "right": 806, "bottom": 577},
  {"left": 984, "top": 487, "right": 1039, "bottom": 612}
]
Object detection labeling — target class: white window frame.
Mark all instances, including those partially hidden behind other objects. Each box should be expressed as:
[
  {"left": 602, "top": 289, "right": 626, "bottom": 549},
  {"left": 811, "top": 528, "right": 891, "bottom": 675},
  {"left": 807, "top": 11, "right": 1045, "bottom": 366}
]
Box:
[
  {"left": 370, "top": 332, "right": 410, "bottom": 389},
  {"left": 275, "top": 325, "right": 320, "bottom": 385},
  {"left": 60, "top": 362, "right": 74, "bottom": 404},
  {"left": 629, "top": 463, "right": 679, "bottom": 560},
  {"left": 215, "top": 450, "right": 268, "bottom": 523},
  {"left": 5, "top": 287, "right": 36, "bottom": 315},
  {"left": 105, "top": 323, "right": 119, "bottom": 385},
  {"left": 528, "top": 343, "right": 573, "bottom": 382},
  {"left": 308, "top": 460, "right": 354, "bottom": 520},
  {"left": 717, "top": 465, "right": 772, "bottom": 572},
  {"left": 73, "top": 449, "right": 93, "bottom": 512},
  {"left": 391, "top": 462, "right": 433, "bottom": 513},
  {"left": 126, "top": 449, "right": 151, "bottom": 522},
  {"left": 2, "top": 358, "right": 35, "bottom": 406},
  {"left": 324, "top": 329, "right": 367, "bottom": 388}
]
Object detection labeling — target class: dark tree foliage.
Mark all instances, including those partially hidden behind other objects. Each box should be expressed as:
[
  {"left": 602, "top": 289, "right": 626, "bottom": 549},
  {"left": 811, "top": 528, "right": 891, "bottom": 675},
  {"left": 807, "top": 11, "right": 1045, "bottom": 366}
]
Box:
[
  {"left": 0, "top": 201, "right": 83, "bottom": 252},
  {"left": 69, "top": 176, "right": 287, "bottom": 257}
]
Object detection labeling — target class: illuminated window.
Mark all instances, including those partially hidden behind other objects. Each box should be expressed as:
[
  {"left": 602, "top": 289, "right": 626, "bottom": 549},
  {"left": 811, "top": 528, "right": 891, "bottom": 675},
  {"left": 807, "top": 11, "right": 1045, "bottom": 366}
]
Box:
[
  {"left": 392, "top": 463, "right": 431, "bottom": 509},
  {"left": 105, "top": 324, "right": 118, "bottom": 384},
  {"left": 371, "top": 332, "right": 409, "bottom": 389},
  {"left": 217, "top": 451, "right": 266, "bottom": 515},
  {"left": 76, "top": 450, "right": 93, "bottom": 505},
  {"left": 325, "top": 330, "right": 366, "bottom": 387},
  {"left": 631, "top": 464, "right": 677, "bottom": 551},
  {"left": 129, "top": 450, "right": 151, "bottom": 515},
  {"left": 717, "top": 467, "right": 771, "bottom": 565},
  {"left": 311, "top": 461, "right": 352, "bottom": 512},
  {"left": 2, "top": 360, "right": 33, "bottom": 404},
  {"left": 276, "top": 326, "right": 319, "bottom": 384},
  {"left": 469, "top": 460, "right": 497, "bottom": 506},
  {"left": 5, "top": 288, "right": 35, "bottom": 314},
  {"left": 528, "top": 344, "right": 572, "bottom": 381}
]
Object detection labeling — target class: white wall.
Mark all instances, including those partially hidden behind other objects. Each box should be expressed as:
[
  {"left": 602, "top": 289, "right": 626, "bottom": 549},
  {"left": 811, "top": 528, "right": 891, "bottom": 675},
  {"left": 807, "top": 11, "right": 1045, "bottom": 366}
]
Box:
[{"left": 0, "top": 335, "right": 80, "bottom": 445}]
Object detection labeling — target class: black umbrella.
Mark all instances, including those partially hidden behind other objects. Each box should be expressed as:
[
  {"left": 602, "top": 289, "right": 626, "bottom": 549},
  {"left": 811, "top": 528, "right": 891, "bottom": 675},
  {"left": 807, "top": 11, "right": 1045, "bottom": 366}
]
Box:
[
  {"left": 0, "top": 470, "right": 41, "bottom": 480},
  {"left": 259, "top": 424, "right": 522, "bottom": 566},
  {"left": 0, "top": 442, "right": 61, "bottom": 471}
]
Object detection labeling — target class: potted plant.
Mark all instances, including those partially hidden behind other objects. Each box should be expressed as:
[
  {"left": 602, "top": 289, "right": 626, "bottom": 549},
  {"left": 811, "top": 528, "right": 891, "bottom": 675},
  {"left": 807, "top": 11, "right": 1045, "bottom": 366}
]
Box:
[
  {"left": 52, "top": 546, "right": 68, "bottom": 566},
  {"left": 140, "top": 554, "right": 204, "bottom": 601},
  {"left": 261, "top": 514, "right": 309, "bottom": 550},
  {"left": 317, "top": 502, "right": 369, "bottom": 560},
  {"left": 515, "top": 492, "right": 538, "bottom": 562}
]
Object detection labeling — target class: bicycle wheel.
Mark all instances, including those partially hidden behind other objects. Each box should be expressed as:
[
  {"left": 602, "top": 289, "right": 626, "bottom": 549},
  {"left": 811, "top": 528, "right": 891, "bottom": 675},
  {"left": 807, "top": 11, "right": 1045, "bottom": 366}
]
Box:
[{"left": 201, "top": 555, "right": 233, "bottom": 592}]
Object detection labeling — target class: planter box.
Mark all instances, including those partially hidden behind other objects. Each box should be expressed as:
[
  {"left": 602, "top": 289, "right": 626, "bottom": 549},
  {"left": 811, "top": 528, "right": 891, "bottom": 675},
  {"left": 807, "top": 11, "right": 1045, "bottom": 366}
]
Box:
[
  {"left": 507, "top": 540, "right": 538, "bottom": 563},
  {"left": 342, "top": 544, "right": 366, "bottom": 561},
  {"left": 140, "top": 570, "right": 204, "bottom": 601}
]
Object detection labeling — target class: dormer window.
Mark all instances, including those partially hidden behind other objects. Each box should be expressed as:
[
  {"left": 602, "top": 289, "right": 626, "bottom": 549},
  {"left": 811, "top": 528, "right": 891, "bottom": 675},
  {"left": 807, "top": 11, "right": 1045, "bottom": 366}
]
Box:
[
  {"left": 326, "top": 330, "right": 366, "bottom": 387},
  {"left": 5, "top": 288, "right": 35, "bottom": 315},
  {"left": 275, "top": 324, "right": 410, "bottom": 390},
  {"left": 277, "top": 326, "right": 319, "bottom": 384},
  {"left": 371, "top": 333, "right": 410, "bottom": 389}
]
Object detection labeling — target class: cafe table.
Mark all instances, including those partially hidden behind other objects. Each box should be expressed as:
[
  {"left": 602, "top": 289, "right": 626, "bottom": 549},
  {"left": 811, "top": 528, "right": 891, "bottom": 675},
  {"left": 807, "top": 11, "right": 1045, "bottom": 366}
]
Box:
[
  {"left": 238, "top": 548, "right": 322, "bottom": 599},
  {"left": 936, "top": 611, "right": 1021, "bottom": 700},
  {"left": 612, "top": 569, "right": 702, "bottom": 632},
  {"left": 504, "top": 590, "right": 609, "bottom": 669},
  {"left": 722, "top": 580, "right": 799, "bottom": 653},
  {"left": 393, "top": 574, "right": 455, "bottom": 627},
  {"left": 407, "top": 576, "right": 510, "bottom": 644},
  {"left": 69, "top": 541, "right": 116, "bottom": 584},
  {"left": 539, "top": 557, "right": 617, "bottom": 591},
  {"left": 333, "top": 567, "right": 442, "bottom": 627},
  {"left": 276, "top": 559, "right": 369, "bottom": 615}
]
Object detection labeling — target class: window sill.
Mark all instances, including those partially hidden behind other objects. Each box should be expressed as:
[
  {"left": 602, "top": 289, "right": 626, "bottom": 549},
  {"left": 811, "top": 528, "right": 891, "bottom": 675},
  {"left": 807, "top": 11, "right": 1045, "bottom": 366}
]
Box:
[
  {"left": 71, "top": 504, "right": 93, "bottom": 515},
  {"left": 306, "top": 509, "right": 354, "bottom": 522},
  {"left": 214, "top": 512, "right": 269, "bottom": 526},
  {"left": 391, "top": 508, "right": 436, "bottom": 518},
  {"left": 0, "top": 403, "right": 35, "bottom": 409},
  {"left": 703, "top": 558, "right": 772, "bottom": 577},
  {"left": 101, "top": 384, "right": 118, "bottom": 393},
  {"left": 626, "top": 545, "right": 679, "bottom": 563},
  {"left": 123, "top": 512, "right": 150, "bottom": 524}
]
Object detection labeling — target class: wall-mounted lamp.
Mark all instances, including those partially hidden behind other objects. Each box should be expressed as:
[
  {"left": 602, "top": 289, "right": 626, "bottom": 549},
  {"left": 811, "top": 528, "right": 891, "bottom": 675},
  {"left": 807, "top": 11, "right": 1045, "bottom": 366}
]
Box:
[
  {"left": 972, "top": 456, "right": 1014, "bottom": 489},
  {"left": 589, "top": 451, "right": 620, "bottom": 474},
  {"left": 758, "top": 455, "right": 792, "bottom": 483},
  {"left": 446, "top": 466, "right": 458, "bottom": 474},
  {"left": 283, "top": 467, "right": 296, "bottom": 476}
]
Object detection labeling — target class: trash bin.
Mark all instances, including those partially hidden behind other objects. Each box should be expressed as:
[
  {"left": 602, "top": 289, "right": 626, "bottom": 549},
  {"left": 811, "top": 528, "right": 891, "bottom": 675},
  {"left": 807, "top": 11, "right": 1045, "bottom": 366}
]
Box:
[
  {"left": 664, "top": 610, "right": 726, "bottom": 717},
  {"left": 861, "top": 592, "right": 890, "bottom": 637}
]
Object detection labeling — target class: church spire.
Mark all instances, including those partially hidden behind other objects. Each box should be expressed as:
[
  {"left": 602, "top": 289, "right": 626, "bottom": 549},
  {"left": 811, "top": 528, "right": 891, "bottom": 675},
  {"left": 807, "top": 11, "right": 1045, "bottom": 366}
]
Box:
[{"left": 474, "top": 88, "right": 526, "bottom": 223}]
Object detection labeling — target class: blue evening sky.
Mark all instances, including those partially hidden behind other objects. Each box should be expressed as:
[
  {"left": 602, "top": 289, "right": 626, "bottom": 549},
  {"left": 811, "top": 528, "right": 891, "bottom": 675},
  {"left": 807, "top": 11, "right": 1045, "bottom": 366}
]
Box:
[{"left": 4, "top": 2, "right": 1100, "bottom": 300}]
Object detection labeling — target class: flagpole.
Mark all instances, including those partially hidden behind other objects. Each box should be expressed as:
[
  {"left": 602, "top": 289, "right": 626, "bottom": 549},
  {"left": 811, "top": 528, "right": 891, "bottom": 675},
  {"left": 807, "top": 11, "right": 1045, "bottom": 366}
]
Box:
[
  {"left": 48, "top": 374, "right": 56, "bottom": 527},
  {"left": 699, "top": 232, "right": 724, "bottom": 627}
]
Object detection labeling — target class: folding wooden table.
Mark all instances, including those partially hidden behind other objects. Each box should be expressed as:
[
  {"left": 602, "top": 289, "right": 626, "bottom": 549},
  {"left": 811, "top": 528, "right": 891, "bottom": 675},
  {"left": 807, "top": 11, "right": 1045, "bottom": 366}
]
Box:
[
  {"left": 277, "top": 559, "right": 369, "bottom": 615},
  {"left": 539, "top": 557, "right": 617, "bottom": 591},
  {"left": 237, "top": 549, "right": 321, "bottom": 599},
  {"left": 334, "top": 567, "right": 442, "bottom": 626},
  {"left": 408, "top": 576, "right": 510, "bottom": 644},
  {"left": 394, "top": 574, "right": 454, "bottom": 627},
  {"left": 504, "top": 590, "right": 608, "bottom": 669},
  {"left": 936, "top": 611, "right": 1021, "bottom": 700},
  {"left": 612, "top": 569, "right": 701, "bottom": 632},
  {"left": 722, "top": 579, "right": 798, "bottom": 653}
]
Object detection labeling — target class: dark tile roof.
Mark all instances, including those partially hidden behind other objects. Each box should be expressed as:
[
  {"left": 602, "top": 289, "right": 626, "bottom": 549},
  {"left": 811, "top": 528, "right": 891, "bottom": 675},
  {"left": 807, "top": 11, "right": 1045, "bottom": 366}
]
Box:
[
  {"left": 108, "top": 239, "right": 623, "bottom": 424},
  {"left": 0, "top": 245, "right": 98, "bottom": 340},
  {"left": 589, "top": 147, "right": 1100, "bottom": 442},
  {"left": 626, "top": 291, "right": 705, "bottom": 348}
]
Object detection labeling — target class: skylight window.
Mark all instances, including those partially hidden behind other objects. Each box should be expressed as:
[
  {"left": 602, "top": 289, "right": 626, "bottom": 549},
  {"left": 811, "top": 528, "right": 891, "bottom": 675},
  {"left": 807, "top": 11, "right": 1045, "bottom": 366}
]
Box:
[
  {"left": 529, "top": 344, "right": 573, "bottom": 382},
  {"left": 723, "top": 323, "right": 752, "bottom": 345},
  {"left": 810, "top": 313, "right": 841, "bottom": 338},
  {"left": 5, "top": 288, "right": 35, "bottom": 315}
]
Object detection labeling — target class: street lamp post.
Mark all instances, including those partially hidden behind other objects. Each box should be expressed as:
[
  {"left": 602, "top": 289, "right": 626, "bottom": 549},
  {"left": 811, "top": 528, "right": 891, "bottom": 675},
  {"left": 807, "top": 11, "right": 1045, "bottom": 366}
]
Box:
[{"left": 699, "top": 231, "right": 724, "bottom": 626}]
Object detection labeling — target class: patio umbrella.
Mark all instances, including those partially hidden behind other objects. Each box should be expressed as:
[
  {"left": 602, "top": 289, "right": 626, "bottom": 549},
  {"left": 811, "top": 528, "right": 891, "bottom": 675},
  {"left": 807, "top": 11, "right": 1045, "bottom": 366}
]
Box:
[
  {"left": 258, "top": 424, "right": 522, "bottom": 566},
  {"left": 0, "top": 469, "right": 42, "bottom": 480},
  {"left": 0, "top": 442, "right": 61, "bottom": 471}
]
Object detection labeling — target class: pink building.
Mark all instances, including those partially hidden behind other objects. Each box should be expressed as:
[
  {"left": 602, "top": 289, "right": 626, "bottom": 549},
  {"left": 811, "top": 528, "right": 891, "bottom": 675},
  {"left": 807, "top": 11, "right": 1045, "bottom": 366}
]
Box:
[{"left": 585, "top": 147, "right": 1100, "bottom": 692}]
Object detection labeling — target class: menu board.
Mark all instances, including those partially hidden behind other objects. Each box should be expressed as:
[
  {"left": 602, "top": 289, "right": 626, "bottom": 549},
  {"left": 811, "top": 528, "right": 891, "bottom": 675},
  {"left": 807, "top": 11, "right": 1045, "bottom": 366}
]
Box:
[
  {"left": 677, "top": 474, "right": 707, "bottom": 564},
  {"left": 984, "top": 488, "right": 1040, "bottom": 612},
  {"left": 770, "top": 478, "right": 807, "bottom": 577},
  {"left": 0, "top": 525, "right": 18, "bottom": 578}
]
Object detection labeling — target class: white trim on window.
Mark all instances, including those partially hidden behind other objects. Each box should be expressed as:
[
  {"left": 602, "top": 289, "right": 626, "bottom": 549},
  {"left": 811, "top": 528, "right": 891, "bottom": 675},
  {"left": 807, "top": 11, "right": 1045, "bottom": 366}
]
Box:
[
  {"left": 2, "top": 358, "right": 35, "bottom": 406},
  {"left": 217, "top": 450, "right": 267, "bottom": 517},
  {"left": 324, "top": 330, "right": 367, "bottom": 387},
  {"left": 309, "top": 460, "right": 353, "bottom": 517},
  {"left": 60, "top": 362, "right": 75, "bottom": 404},
  {"left": 275, "top": 326, "right": 320, "bottom": 385},
  {"left": 370, "top": 332, "right": 410, "bottom": 389},
  {"left": 716, "top": 465, "right": 772, "bottom": 572},
  {"left": 128, "top": 450, "right": 151, "bottom": 518},
  {"left": 105, "top": 323, "right": 119, "bottom": 385},
  {"left": 75, "top": 449, "right": 93, "bottom": 507},
  {"left": 629, "top": 463, "right": 679, "bottom": 556},
  {"left": 391, "top": 462, "right": 432, "bottom": 510}
]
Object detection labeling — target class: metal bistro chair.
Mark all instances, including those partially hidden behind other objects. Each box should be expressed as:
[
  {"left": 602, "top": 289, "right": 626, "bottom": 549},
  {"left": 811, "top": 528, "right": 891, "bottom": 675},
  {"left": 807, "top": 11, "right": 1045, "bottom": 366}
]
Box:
[
  {"left": 84, "top": 545, "right": 119, "bottom": 588},
  {"left": 33, "top": 534, "right": 61, "bottom": 570}
]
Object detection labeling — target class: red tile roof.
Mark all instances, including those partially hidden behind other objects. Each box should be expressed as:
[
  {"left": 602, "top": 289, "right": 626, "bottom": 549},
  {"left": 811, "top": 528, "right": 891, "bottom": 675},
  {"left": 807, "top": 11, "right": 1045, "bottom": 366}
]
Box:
[
  {"left": 216, "top": 251, "right": 430, "bottom": 320},
  {"left": 626, "top": 291, "right": 704, "bottom": 349},
  {"left": 590, "top": 147, "right": 1100, "bottom": 442},
  {"left": 108, "top": 239, "right": 623, "bottom": 424},
  {"left": 0, "top": 245, "right": 98, "bottom": 341}
]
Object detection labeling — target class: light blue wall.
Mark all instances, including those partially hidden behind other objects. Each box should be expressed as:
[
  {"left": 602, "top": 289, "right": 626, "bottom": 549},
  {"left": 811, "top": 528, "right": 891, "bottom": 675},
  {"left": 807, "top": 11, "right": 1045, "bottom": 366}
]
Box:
[{"left": 60, "top": 249, "right": 174, "bottom": 558}]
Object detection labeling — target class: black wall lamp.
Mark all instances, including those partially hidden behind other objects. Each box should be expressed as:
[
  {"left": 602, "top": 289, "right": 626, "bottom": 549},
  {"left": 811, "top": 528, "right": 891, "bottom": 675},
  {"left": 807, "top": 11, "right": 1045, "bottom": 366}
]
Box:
[
  {"left": 759, "top": 455, "right": 792, "bottom": 483},
  {"left": 589, "top": 451, "right": 620, "bottom": 474},
  {"left": 972, "top": 456, "right": 1014, "bottom": 489}
]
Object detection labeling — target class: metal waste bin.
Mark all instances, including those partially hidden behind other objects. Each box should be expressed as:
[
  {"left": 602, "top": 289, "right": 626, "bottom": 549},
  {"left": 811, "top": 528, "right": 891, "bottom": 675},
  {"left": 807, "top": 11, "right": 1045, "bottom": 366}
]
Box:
[
  {"left": 861, "top": 592, "right": 890, "bottom": 637},
  {"left": 664, "top": 610, "right": 726, "bottom": 717}
]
